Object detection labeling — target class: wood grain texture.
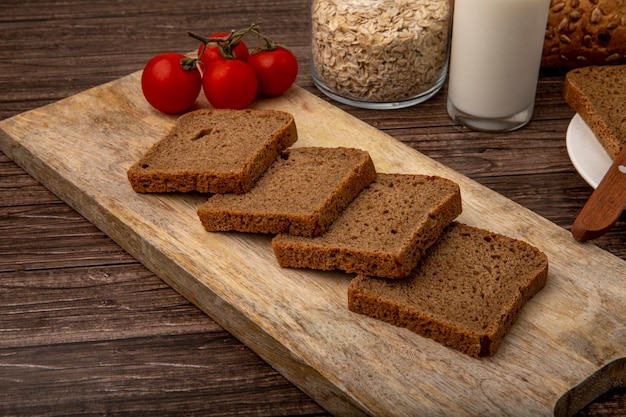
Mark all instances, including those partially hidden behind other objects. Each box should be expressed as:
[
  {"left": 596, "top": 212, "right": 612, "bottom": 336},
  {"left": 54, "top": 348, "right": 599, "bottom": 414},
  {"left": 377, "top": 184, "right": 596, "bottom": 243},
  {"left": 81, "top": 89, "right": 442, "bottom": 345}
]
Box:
[
  {"left": 1, "top": 64, "right": 625, "bottom": 415},
  {"left": 0, "top": 0, "right": 624, "bottom": 415}
]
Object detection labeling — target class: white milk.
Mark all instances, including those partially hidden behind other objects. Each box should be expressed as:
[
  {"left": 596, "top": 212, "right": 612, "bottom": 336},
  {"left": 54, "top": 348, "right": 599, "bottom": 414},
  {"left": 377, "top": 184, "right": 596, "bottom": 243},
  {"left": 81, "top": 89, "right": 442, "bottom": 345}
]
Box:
[{"left": 447, "top": 0, "right": 550, "bottom": 120}]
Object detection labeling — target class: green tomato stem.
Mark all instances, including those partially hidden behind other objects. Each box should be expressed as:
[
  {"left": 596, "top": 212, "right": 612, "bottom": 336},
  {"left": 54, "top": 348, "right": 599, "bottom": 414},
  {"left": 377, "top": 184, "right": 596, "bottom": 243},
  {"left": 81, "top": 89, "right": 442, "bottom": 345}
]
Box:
[
  {"left": 180, "top": 57, "right": 198, "bottom": 71},
  {"left": 187, "top": 23, "right": 284, "bottom": 60}
]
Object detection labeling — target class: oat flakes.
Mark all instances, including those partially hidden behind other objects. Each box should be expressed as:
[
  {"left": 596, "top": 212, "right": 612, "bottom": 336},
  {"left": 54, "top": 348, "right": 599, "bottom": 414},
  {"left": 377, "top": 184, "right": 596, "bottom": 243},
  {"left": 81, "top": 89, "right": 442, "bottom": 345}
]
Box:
[{"left": 311, "top": 0, "right": 451, "bottom": 104}]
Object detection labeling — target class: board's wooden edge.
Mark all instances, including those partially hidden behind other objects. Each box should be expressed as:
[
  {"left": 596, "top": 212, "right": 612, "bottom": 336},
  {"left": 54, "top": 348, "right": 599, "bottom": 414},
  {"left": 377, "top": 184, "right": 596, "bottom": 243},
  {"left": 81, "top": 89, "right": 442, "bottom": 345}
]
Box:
[{"left": 1, "top": 72, "right": 625, "bottom": 417}]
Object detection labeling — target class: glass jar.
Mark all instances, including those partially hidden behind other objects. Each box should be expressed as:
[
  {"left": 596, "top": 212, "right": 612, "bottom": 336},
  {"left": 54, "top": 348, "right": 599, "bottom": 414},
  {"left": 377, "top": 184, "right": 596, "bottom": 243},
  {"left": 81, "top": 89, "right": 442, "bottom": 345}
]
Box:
[{"left": 310, "top": 0, "right": 452, "bottom": 109}]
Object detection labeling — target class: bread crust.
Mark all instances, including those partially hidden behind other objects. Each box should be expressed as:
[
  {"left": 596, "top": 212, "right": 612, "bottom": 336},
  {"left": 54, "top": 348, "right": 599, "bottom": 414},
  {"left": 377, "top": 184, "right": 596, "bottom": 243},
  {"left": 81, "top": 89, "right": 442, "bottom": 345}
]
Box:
[
  {"left": 197, "top": 147, "right": 377, "bottom": 237},
  {"left": 542, "top": 0, "right": 626, "bottom": 69},
  {"left": 348, "top": 222, "right": 549, "bottom": 358},
  {"left": 272, "top": 174, "right": 462, "bottom": 278},
  {"left": 127, "top": 109, "right": 297, "bottom": 194}
]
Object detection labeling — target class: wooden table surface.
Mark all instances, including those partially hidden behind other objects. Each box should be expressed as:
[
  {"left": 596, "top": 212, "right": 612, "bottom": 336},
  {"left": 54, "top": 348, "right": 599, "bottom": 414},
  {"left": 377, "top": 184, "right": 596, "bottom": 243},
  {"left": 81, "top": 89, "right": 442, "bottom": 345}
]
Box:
[{"left": 1, "top": 1, "right": 624, "bottom": 415}]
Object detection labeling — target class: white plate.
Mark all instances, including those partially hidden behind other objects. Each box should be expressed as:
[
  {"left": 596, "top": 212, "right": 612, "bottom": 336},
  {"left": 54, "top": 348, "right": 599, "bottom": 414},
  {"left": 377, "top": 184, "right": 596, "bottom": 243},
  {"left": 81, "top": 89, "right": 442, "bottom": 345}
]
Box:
[{"left": 566, "top": 113, "right": 613, "bottom": 189}]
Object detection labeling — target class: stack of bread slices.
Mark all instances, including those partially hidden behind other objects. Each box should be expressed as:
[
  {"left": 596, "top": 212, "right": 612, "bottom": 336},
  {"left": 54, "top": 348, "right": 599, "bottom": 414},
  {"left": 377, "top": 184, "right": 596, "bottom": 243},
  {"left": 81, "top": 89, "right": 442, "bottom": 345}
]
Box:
[{"left": 128, "top": 108, "right": 548, "bottom": 358}]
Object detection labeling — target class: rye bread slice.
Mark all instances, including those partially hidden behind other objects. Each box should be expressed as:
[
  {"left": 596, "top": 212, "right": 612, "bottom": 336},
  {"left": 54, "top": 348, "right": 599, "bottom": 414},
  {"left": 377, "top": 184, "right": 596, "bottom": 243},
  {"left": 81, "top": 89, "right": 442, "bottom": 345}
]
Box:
[
  {"left": 197, "top": 147, "right": 376, "bottom": 237},
  {"left": 348, "top": 221, "right": 549, "bottom": 358},
  {"left": 563, "top": 64, "right": 626, "bottom": 160},
  {"left": 127, "top": 108, "right": 297, "bottom": 194},
  {"left": 272, "top": 173, "right": 462, "bottom": 278}
]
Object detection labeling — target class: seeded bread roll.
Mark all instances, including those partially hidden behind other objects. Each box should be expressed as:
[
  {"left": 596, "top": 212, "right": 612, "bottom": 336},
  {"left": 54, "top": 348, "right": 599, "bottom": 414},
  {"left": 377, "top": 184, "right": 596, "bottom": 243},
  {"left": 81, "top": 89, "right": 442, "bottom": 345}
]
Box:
[
  {"left": 127, "top": 108, "right": 297, "bottom": 194},
  {"left": 542, "top": 0, "right": 626, "bottom": 69},
  {"left": 272, "top": 174, "right": 462, "bottom": 278},
  {"left": 348, "top": 222, "right": 549, "bottom": 358},
  {"left": 563, "top": 64, "right": 626, "bottom": 159},
  {"left": 197, "top": 147, "right": 377, "bottom": 237}
]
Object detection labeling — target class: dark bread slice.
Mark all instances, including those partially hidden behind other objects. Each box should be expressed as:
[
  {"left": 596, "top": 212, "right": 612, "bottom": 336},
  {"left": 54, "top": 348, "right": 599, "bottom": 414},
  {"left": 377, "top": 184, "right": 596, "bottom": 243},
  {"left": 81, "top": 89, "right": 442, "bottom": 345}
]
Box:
[
  {"left": 197, "top": 147, "right": 376, "bottom": 237},
  {"left": 563, "top": 64, "right": 626, "bottom": 160},
  {"left": 348, "top": 222, "right": 549, "bottom": 358},
  {"left": 272, "top": 173, "right": 462, "bottom": 278},
  {"left": 127, "top": 108, "right": 297, "bottom": 194}
]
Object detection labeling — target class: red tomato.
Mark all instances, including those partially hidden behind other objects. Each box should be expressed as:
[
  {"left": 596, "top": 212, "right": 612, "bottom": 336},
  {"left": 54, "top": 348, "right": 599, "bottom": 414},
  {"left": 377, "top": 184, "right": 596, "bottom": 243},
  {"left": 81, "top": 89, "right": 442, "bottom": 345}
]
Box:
[
  {"left": 197, "top": 31, "right": 249, "bottom": 69},
  {"left": 248, "top": 46, "right": 298, "bottom": 96},
  {"left": 203, "top": 59, "right": 258, "bottom": 109},
  {"left": 141, "top": 52, "right": 202, "bottom": 114}
]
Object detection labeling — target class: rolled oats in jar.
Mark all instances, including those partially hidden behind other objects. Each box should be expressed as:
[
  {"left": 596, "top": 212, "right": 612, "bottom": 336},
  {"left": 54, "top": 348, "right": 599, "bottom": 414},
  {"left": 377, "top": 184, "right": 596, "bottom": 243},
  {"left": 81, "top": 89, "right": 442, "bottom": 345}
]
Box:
[{"left": 311, "top": 0, "right": 452, "bottom": 109}]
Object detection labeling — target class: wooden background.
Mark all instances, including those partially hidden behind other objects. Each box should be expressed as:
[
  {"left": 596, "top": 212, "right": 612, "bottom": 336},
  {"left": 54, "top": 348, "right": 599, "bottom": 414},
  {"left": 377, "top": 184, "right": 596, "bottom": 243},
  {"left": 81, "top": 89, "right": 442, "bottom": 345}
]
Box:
[{"left": 0, "top": 0, "right": 624, "bottom": 415}]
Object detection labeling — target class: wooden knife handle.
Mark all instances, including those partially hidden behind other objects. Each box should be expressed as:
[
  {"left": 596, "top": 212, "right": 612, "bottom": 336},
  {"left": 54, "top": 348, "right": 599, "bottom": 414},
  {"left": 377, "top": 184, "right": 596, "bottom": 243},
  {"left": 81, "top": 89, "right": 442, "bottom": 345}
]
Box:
[{"left": 572, "top": 146, "right": 626, "bottom": 241}]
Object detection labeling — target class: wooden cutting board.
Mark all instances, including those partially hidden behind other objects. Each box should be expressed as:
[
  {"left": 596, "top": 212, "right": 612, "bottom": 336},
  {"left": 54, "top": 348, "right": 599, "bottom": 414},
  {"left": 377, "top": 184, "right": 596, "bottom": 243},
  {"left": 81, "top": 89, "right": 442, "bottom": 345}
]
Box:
[{"left": 1, "top": 71, "right": 624, "bottom": 417}]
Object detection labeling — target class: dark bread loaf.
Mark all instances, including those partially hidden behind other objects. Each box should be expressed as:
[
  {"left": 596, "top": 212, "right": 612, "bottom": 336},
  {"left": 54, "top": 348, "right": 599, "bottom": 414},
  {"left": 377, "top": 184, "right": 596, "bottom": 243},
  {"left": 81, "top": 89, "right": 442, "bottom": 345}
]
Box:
[
  {"left": 272, "top": 174, "right": 462, "bottom": 278},
  {"left": 127, "top": 108, "right": 297, "bottom": 194},
  {"left": 542, "top": 0, "right": 626, "bottom": 69},
  {"left": 563, "top": 64, "right": 626, "bottom": 159},
  {"left": 197, "top": 147, "right": 377, "bottom": 237},
  {"left": 348, "top": 222, "right": 549, "bottom": 358}
]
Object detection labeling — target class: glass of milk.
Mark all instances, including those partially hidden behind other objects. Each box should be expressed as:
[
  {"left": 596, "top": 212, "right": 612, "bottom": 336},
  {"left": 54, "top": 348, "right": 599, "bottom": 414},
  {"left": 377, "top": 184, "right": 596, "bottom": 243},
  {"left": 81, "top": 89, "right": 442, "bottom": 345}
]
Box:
[{"left": 446, "top": 0, "right": 550, "bottom": 132}]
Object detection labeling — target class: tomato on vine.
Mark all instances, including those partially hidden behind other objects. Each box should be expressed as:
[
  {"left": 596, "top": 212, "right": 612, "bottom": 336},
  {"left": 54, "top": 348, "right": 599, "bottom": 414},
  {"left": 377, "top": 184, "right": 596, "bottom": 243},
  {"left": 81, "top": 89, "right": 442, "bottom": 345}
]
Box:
[
  {"left": 196, "top": 31, "right": 249, "bottom": 69},
  {"left": 202, "top": 59, "right": 257, "bottom": 109},
  {"left": 141, "top": 25, "right": 298, "bottom": 112},
  {"left": 141, "top": 52, "right": 201, "bottom": 114},
  {"left": 248, "top": 45, "right": 298, "bottom": 96}
]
